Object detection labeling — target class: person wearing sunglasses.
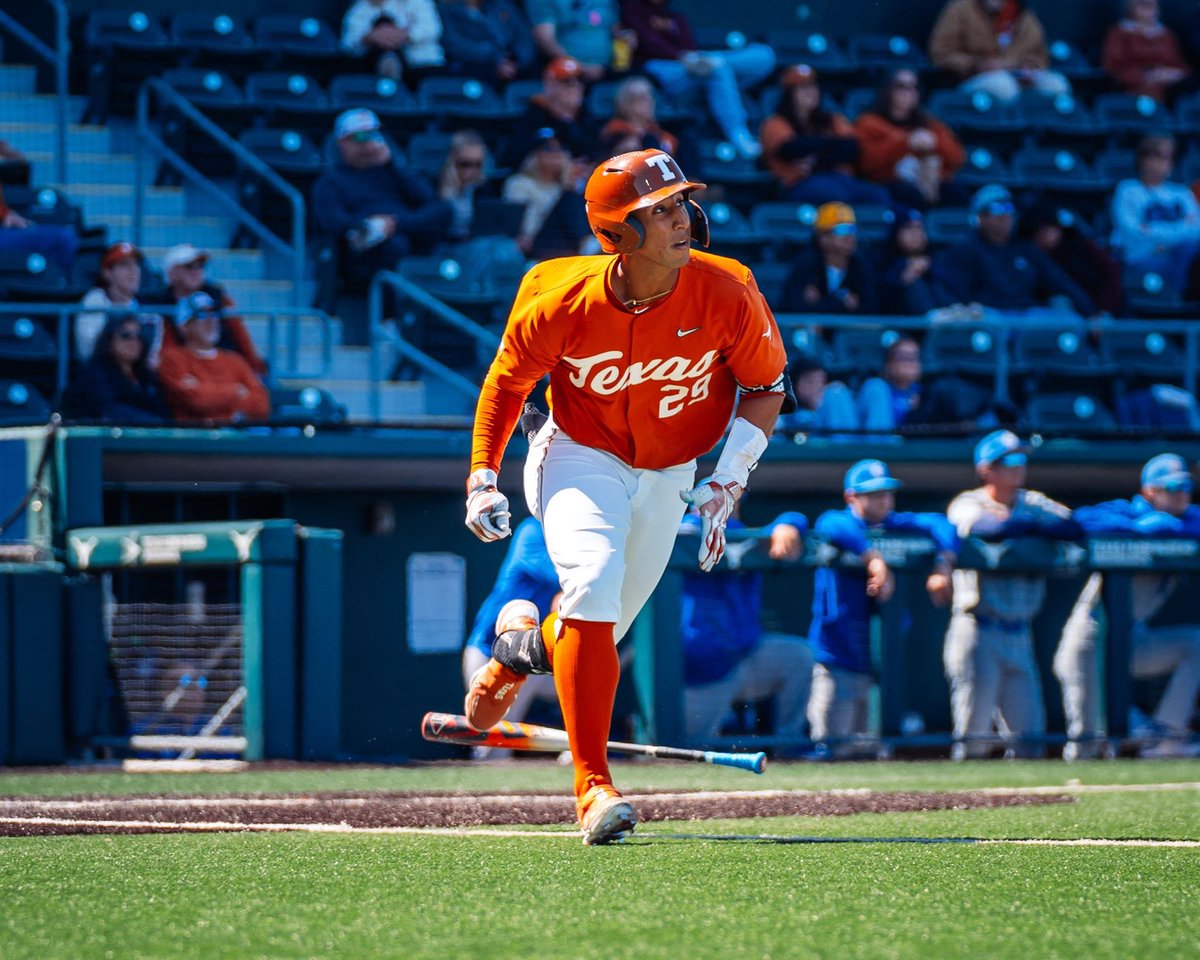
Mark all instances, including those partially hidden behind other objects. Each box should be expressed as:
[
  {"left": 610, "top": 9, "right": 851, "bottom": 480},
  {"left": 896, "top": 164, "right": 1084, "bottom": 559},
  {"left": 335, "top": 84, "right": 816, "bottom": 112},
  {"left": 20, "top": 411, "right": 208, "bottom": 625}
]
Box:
[
  {"left": 937, "top": 184, "right": 1097, "bottom": 320},
  {"left": 72, "top": 314, "right": 170, "bottom": 424},
  {"left": 780, "top": 202, "right": 879, "bottom": 315}
]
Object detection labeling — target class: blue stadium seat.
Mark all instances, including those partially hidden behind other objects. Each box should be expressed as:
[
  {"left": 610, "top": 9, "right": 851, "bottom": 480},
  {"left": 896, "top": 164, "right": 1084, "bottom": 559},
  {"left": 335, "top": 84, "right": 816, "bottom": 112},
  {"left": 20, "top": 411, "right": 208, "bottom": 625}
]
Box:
[
  {"left": 748, "top": 261, "right": 792, "bottom": 309},
  {"left": 1124, "top": 269, "right": 1198, "bottom": 319},
  {"left": 404, "top": 131, "right": 454, "bottom": 178},
  {"left": 0, "top": 381, "right": 52, "bottom": 427},
  {"left": 1093, "top": 148, "right": 1137, "bottom": 185},
  {"left": 1018, "top": 90, "right": 1099, "bottom": 147},
  {"left": 924, "top": 207, "right": 972, "bottom": 248},
  {"left": 923, "top": 324, "right": 1000, "bottom": 377},
  {"left": 253, "top": 16, "right": 342, "bottom": 82},
  {"left": 1012, "top": 328, "right": 1112, "bottom": 380},
  {"left": 692, "top": 26, "right": 752, "bottom": 51},
  {"left": 160, "top": 70, "right": 255, "bottom": 171},
  {"left": 506, "top": 78, "right": 543, "bottom": 112},
  {"left": 417, "top": 77, "right": 518, "bottom": 133},
  {"left": 0, "top": 316, "right": 57, "bottom": 365},
  {"left": 1099, "top": 329, "right": 1187, "bottom": 382},
  {"left": 771, "top": 32, "right": 854, "bottom": 75},
  {"left": 926, "top": 90, "right": 1025, "bottom": 142},
  {"left": 1094, "top": 94, "right": 1177, "bottom": 138},
  {"left": 328, "top": 75, "right": 429, "bottom": 137},
  {"left": 1024, "top": 393, "right": 1116, "bottom": 432},
  {"left": 704, "top": 202, "right": 768, "bottom": 261},
  {"left": 3, "top": 186, "right": 82, "bottom": 230},
  {"left": 1010, "top": 147, "right": 1104, "bottom": 194},
  {"left": 749, "top": 202, "right": 816, "bottom": 252},
  {"left": 171, "top": 13, "right": 259, "bottom": 78},
  {"left": 0, "top": 252, "right": 70, "bottom": 296},
  {"left": 245, "top": 73, "right": 335, "bottom": 141},
  {"left": 957, "top": 146, "right": 1016, "bottom": 189},
  {"left": 851, "top": 204, "right": 896, "bottom": 243},
  {"left": 828, "top": 327, "right": 902, "bottom": 384},
  {"left": 840, "top": 87, "right": 877, "bottom": 121},
  {"left": 235, "top": 128, "right": 324, "bottom": 242},
  {"left": 697, "top": 139, "right": 773, "bottom": 191},
  {"left": 847, "top": 34, "right": 927, "bottom": 71},
  {"left": 84, "top": 10, "right": 180, "bottom": 122},
  {"left": 269, "top": 386, "right": 346, "bottom": 425}
]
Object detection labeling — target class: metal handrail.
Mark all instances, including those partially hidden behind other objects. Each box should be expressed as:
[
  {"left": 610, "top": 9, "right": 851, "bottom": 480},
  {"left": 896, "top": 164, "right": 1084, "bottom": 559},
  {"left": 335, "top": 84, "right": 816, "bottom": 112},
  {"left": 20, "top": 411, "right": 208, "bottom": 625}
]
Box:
[
  {"left": 368, "top": 270, "right": 501, "bottom": 421},
  {"left": 134, "top": 78, "right": 306, "bottom": 307},
  {"left": 0, "top": 0, "right": 69, "bottom": 184},
  {"left": 0, "top": 301, "right": 335, "bottom": 394}
]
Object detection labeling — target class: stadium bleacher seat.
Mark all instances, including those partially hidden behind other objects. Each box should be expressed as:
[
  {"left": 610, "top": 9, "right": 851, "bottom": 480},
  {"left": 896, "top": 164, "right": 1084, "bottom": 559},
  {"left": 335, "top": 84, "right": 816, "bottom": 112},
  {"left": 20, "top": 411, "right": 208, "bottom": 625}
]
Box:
[
  {"left": 847, "top": 34, "right": 927, "bottom": 73},
  {"left": 84, "top": 10, "right": 180, "bottom": 122},
  {"left": 957, "top": 146, "right": 1015, "bottom": 189},
  {"left": 253, "top": 16, "right": 343, "bottom": 83},
  {"left": 748, "top": 202, "right": 815, "bottom": 254},
  {"left": 416, "top": 77, "right": 518, "bottom": 135},
  {"left": 161, "top": 69, "right": 254, "bottom": 179},
  {"left": 748, "top": 261, "right": 791, "bottom": 308},
  {"left": 404, "top": 131, "right": 453, "bottom": 178},
  {"left": 506, "top": 78, "right": 543, "bottom": 112},
  {"left": 246, "top": 73, "right": 336, "bottom": 143},
  {"left": 922, "top": 324, "right": 1000, "bottom": 377},
  {"left": 1012, "top": 328, "right": 1112, "bottom": 383},
  {"left": 1025, "top": 392, "right": 1116, "bottom": 432},
  {"left": 0, "top": 252, "right": 71, "bottom": 298},
  {"left": 1093, "top": 147, "right": 1137, "bottom": 185},
  {"left": 1124, "top": 270, "right": 1198, "bottom": 320},
  {"left": 1094, "top": 94, "right": 1177, "bottom": 139},
  {"left": 1010, "top": 147, "right": 1104, "bottom": 195},
  {"left": 269, "top": 386, "right": 346, "bottom": 425},
  {"left": 0, "top": 316, "right": 57, "bottom": 365},
  {"left": 924, "top": 207, "right": 972, "bottom": 248},
  {"left": 328, "top": 76, "right": 430, "bottom": 138},
  {"left": 704, "top": 202, "right": 767, "bottom": 261},
  {"left": 697, "top": 139, "right": 773, "bottom": 202},
  {"left": 926, "top": 90, "right": 1025, "bottom": 147},
  {"left": 840, "top": 87, "right": 876, "bottom": 121},
  {"left": 1099, "top": 329, "right": 1187, "bottom": 383},
  {"left": 850, "top": 204, "right": 896, "bottom": 243},
  {"left": 0, "top": 381, "right": 52, "bottom": 426},
  {"left": 235, "top": 128, "right": 324, "bottom": 243},
  {"left": 828, "top": 327, "right": 901, "bottom": 385},
  {"left": 171, "top": 13, "right": 259, "bottom": 78},
  {"left": 1018, "top": 91, "right": 1100, "bottom": 151},
  {"left": 771, "top": 31, "right": 852, "bottom": 74}
]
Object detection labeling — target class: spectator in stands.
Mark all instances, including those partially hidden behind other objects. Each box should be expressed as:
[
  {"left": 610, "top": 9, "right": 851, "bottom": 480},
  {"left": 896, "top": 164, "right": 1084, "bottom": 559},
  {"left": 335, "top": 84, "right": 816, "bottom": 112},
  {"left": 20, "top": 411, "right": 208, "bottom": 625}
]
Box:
[
  {"left": 74, "top": 315, "right": 170, "bottom": 424},
  {"left": 599, "top": 75, "right": 698, "bottom": 172},
  {"left": 158, "top": 291, "right": 270, "bottom": 425},
  {"left": 504, "top": 57, "right": 598, "bottom": 169},
  {"left": 1018, "top": 203, "right": 1123, "bottom": 315},
  {"left": 773, "top": 353, "right": 859, "bottom": 437},
  {"left": 781, "top": 202, "right": 878, "bottom": 315},
  {"left": 438, "top": 0, "right": 535, "bottom": 82},
  {"left": 854, "top": 69, "right": 966, "bottom": 209},
  {"left": 939, "top": 185, "right": 1097, "bottom": 318},
  {"left": 876, "top": 207, "right": 958, "bottom": 315},
  {"left": 809, "top": 460, "right": 958, "bottom": 757},
  {"left": 856, "top": 337, "right": 924, "bottom": 433},
  {"left": 313, "top": 109, "right": 453, "bottom": 270},
  {"left": 929, "top": 0, "right": 1070, "bottom": 104},
  {"left": 76, "top": 242, "right": 164, "bottom": 367},
  {"left": 759, "top": 65, "right": 890, "bottom": 207},
  {"left": 679, "top": 501, "right": 813, "bottom": 745},
  {"left": 621, "top": 0, "right": 774, "bottom": 160},
  {"left": 503, "top": 129, "right": 578, "bottom": 254},
  {"left": 1103, "top": 0, "right": 1192, "bottom": 103},
  {"left": 0, "top": 140, "right": 30, "bottom": 184},
  {"left": 0, "top": 184, "right": 77, "bottom": 273},
  {"left": 435, "top": 130, "right": 525, "bottom": 273},
  {"left": 527, "top": 0, "right": 619, "bottom": 81},
  {"left": 1060, "top": 454, "right": 1200, "bottom": 758},
  {"left": 157, "top": 243, "right": 267, "bottom": 377},
  {"left": 1111, "top": 134, "right": 1200, "bottom": 298},
  {"left": 341, "top": 0, "right": 445, "bottom": 80}
]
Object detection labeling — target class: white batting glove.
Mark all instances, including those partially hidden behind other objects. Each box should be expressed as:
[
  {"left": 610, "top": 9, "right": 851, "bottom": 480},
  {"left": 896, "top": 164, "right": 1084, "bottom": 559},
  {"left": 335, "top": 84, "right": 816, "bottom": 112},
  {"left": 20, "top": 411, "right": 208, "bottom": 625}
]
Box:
[
  {"left": 465, "top": 469, "right": 511, "bottom": 542},
  {"left": 679, "top": 476, "right": 741, "bottom": 572}
]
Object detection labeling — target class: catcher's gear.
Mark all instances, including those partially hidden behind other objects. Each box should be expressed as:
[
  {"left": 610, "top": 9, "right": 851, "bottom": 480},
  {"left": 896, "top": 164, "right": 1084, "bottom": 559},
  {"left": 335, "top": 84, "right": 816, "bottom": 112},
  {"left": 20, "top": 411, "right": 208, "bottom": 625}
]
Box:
[
  {"left": 584, "top": 148, "right": 709, "bottom": 255},
  {"left": 679, "top": 477, "right": 740, "bottom": 572},
  {"left": 465, "top": 468, "right": 511, "bottom": 541}
]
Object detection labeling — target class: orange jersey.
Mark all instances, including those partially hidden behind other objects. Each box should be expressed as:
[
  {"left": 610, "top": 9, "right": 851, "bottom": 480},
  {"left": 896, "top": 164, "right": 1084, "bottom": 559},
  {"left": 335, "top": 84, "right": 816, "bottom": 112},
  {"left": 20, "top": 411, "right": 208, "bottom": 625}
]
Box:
[{"left": 472, "top": 250, "right": 787, "bottom": 472}]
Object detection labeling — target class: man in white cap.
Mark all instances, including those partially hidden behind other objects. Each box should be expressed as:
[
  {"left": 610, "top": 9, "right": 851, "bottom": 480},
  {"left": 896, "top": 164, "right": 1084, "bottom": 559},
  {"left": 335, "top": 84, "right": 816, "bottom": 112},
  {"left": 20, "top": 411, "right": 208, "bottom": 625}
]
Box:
[
  {"left": 159, "top": 243, "right": 265, "bottom": 377},
  {"left": 313, "top": 108, "right": 453, "bottom": 269},
  {"left": 943, "top": 429, "right": 1084, "bottom": 759},
  {"left": 1056, "top": 453, "right": 1200, "bottom": 757}
]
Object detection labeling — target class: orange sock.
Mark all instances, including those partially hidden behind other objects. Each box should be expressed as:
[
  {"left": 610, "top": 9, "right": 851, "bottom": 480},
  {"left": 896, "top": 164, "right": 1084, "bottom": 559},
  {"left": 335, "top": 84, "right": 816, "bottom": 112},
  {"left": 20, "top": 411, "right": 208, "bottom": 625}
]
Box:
[{"left": 553, "top": 618, "right": 619, "bottom": 801}]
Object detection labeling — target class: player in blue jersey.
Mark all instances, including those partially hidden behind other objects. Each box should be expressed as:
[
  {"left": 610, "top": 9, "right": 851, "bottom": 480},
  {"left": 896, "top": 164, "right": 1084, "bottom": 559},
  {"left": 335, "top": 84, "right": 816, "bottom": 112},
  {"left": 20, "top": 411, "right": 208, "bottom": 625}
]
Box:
[
  {"left": 1055, "top": 453, "right": 1200, "bottom": 757},
  {"left": 808, "top": 459, "right": 959, "bottom": 755},
  {"left": 678, "top": 503, "right": 812, "bottom": 743},
  {"left": 463, "top": 516, "right": 560, "bottom": 745}
]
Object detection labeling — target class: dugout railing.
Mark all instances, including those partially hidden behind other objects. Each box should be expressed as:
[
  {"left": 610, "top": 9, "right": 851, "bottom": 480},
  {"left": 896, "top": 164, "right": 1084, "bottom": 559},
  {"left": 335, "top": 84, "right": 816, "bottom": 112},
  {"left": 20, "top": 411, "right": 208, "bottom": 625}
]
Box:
[{"left": 636, "top": 529, "right": 1200, "bottom": 757}]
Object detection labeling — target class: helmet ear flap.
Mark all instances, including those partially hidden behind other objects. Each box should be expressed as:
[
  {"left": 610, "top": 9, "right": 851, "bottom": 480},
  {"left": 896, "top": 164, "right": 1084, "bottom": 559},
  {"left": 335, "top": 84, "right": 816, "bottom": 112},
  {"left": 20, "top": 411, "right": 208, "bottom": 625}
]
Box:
[
  {"left": 688, "top": 197, "right": 709, "bottom": 249},
  {"left": 593, "top": 216, "right": 644, "bottom": 254}
]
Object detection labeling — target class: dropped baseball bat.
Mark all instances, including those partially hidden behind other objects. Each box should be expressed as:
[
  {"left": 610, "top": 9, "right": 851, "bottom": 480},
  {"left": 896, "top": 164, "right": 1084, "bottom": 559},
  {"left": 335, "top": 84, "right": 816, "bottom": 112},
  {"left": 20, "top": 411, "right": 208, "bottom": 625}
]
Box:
[{"left": 421, "top": 711, "right": 767, "bottom": 775}]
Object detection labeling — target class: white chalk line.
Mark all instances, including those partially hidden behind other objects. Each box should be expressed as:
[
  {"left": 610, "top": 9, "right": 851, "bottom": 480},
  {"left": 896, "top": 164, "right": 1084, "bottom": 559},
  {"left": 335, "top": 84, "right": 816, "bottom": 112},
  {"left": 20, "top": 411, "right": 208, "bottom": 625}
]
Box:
[
  {"left": 2, "top": 780, "right": 1197, "bottom": 814},
  {"left": 1, "top": 817, "right": 1198, "bottom": 847}
]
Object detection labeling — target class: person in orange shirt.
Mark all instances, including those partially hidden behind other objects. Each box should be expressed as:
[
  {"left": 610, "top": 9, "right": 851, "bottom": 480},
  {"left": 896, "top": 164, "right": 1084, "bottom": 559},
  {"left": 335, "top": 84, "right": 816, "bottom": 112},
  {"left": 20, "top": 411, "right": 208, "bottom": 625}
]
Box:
[
  {"left": 463, "top": 148, "right": 790, "bottom": 845},
  {"left": 158, "top": 291, "right": 271, "bottom": 425}
]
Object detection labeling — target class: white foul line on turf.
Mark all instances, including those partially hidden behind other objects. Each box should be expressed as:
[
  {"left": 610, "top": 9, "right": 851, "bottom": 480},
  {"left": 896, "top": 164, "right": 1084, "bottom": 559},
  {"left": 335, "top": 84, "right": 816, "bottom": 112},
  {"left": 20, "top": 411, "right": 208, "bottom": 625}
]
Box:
[{"left": 2, "top": 816, "right": 1199, "bottom": 846}]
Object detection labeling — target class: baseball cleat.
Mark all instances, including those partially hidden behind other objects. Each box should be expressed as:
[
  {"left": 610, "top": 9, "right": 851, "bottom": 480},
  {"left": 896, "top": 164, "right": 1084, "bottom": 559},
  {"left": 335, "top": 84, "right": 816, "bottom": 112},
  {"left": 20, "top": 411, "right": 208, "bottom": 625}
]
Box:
[
  {"left": 464, "top": 601, "right": 543, "bottom": 731},
  {"left": 578, "top": 784, "right": 637, "bottom": 846}
]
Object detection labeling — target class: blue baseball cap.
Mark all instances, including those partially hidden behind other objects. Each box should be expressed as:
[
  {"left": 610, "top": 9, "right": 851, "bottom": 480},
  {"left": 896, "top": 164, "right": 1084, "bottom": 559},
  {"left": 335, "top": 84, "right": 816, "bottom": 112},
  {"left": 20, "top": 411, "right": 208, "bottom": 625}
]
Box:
[
  {"left": 970, "top": 183, "right": 1014, "bottom": 219},
  {"left": 845, "top": 459, "right": 903, "bottom": 494},
  {"left": 1141, "top": 453, "right": 1193, "bottom": 491},
  {"left": 974, "top": 429, "right": 1029, "bottom": 469}
]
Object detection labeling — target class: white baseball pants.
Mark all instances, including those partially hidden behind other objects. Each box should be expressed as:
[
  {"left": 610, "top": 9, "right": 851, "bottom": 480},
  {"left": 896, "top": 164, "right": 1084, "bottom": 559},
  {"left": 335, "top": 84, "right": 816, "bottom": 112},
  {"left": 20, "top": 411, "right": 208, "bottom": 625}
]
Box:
[{"left": 524, "top": 421, "right": 694, "bottom": 641}]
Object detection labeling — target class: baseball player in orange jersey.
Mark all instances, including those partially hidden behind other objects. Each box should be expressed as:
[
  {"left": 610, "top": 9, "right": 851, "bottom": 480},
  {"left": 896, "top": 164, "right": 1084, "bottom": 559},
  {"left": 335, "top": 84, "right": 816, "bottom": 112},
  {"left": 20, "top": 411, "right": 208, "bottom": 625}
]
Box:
[{"left": 464, "top": 148, "right": 790, "bottom": 845}]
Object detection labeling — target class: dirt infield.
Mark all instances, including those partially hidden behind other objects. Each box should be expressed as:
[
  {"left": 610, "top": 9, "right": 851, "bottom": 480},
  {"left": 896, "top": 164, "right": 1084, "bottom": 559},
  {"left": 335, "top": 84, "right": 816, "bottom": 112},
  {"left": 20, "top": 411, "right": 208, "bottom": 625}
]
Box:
[{"left": 0, "top": 789, "right": 1072, "bottom": 837}]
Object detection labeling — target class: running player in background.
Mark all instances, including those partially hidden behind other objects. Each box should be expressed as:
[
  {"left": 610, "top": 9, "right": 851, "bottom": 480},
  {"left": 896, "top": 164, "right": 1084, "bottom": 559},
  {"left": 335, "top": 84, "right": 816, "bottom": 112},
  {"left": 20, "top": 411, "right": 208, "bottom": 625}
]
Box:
[{"left": 464, "top": 148, "right": 790, "bottom": 844}]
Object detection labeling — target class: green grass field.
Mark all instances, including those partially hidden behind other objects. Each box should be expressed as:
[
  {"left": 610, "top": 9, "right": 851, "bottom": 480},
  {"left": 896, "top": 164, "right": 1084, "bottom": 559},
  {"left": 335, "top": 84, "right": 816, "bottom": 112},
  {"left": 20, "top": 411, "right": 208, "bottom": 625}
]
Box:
[{"left": 1, "top": 759, "right": 1198, "bottom": 960}]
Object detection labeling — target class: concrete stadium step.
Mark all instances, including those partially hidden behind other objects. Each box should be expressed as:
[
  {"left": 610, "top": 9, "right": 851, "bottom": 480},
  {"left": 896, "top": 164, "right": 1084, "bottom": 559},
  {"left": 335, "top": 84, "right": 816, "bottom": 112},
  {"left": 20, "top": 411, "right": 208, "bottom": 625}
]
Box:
[
  {"left": 29, "top": 152, "right": 138, "bottom": 187},
  {"left": 0, "top": 65, "right": 36, "bottom": 95},
  {"left": 223, "top": 278, "right": 304, "bottom": 310},
  {"left": 103, "top": 214, "right": 231, "bottom": 250},
  {"left": 0, "top": 93, "right": 86, "bottom": 123},
  {"left": 285, "top": 345, "right": 373, "bottom": 380},
  {"left": 6, "top": 122, "right": 110, "bottom": 156},
  {"left": 241, "top": 314, "right": 331, "bottom": 353},
  {"left": 140, "top": 246, "right": 264, "bottom": 281},
  {"left": 282, "top": 379, "right": 428, "bottom": 422},
  {"left": 50, "top": 183, "right": 186, "bottom": 223}
]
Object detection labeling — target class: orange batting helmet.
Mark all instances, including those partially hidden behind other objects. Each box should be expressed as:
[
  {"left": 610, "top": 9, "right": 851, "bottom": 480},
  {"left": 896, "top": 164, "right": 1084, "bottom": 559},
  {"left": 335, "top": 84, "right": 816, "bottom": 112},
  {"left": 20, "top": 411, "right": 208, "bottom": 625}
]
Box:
[{"left": 584, "top": 149, "right": 709, "bottom": 255}]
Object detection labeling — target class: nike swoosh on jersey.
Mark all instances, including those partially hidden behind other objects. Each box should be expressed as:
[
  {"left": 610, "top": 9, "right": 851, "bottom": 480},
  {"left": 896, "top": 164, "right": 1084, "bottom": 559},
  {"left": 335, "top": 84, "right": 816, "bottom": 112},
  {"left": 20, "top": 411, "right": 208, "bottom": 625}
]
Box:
[{"left": 676, "top": 326, "right": 702, "bottom": 338}]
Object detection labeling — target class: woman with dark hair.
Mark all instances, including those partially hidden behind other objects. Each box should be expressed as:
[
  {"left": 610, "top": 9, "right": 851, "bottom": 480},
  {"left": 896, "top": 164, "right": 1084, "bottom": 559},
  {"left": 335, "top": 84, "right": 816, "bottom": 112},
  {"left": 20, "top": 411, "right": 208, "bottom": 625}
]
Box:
[
  {"left": 75, "top": 315, "right": 170, "bottom": 424},
  {"left": 759, "top": 64, "right": 891, "bottom": 206},
  {"left": 876, "top": 207, "right": 958, "bottom": 315},
  {"left": 854, "top": 68, "right": 965, "bottom": 209},
  {"left": 1018, "top": 202, "right": 1123, "bottom": 315}
]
